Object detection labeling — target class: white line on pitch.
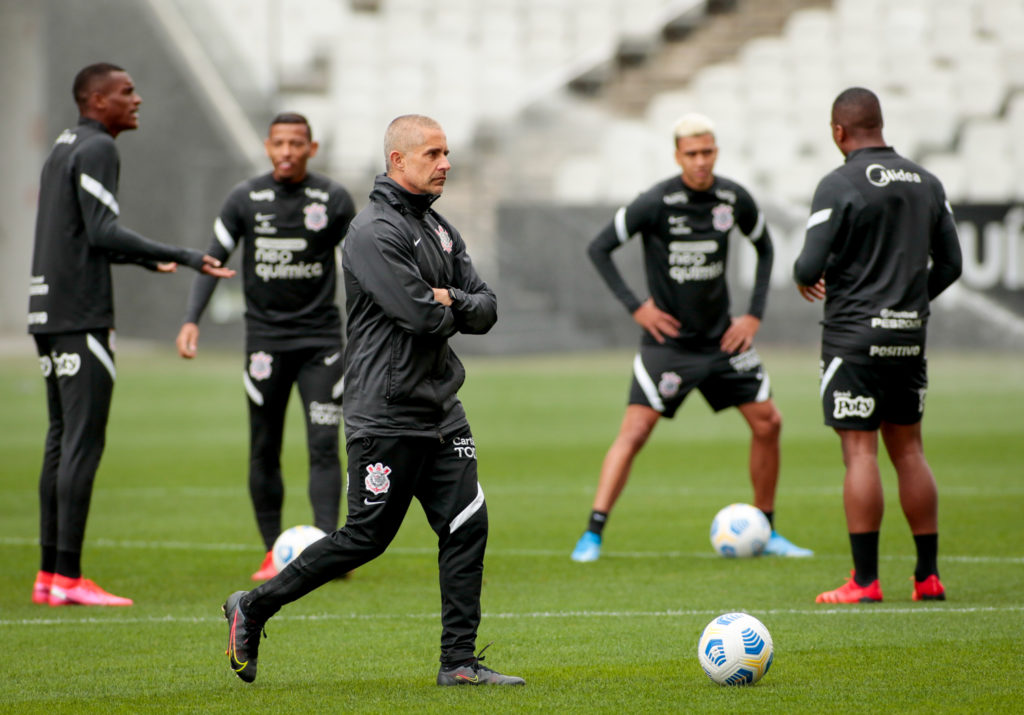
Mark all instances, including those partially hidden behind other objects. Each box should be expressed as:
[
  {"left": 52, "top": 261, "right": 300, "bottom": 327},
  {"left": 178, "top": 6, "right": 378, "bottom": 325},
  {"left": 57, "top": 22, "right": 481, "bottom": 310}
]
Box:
[
  {"left": 2, "top": 604, "right": 1022, "bottom": 628},
  {"left": 2, "top": 536, "right": 1022, "bottom": 564}
]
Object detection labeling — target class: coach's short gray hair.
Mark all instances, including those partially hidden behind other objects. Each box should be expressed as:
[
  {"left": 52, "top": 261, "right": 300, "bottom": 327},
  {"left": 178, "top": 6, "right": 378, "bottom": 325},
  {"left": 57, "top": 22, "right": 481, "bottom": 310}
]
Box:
[
  {"left": 673, "top": 112, "right": 716, "bottom": 141},
  {"left": 384, "top": 114, "right": 441, "bottom": 172}
]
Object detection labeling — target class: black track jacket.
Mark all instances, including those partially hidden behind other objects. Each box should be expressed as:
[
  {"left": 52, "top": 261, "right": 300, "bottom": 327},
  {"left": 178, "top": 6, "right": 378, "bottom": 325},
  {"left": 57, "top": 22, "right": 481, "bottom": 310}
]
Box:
[
  {"left": 794, "top": 146, "right": 962, "bottom": 363},
  {"left": 29, "top": 117, "right": 205, "bottom": 334},
  {"left": 341, "top": 175, "right": 497, "bottom": 440}
]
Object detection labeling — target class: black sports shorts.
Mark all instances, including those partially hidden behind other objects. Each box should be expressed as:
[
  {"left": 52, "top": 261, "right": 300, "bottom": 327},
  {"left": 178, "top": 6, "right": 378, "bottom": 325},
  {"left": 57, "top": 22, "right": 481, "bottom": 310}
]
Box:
[
  {"left": 628, "top": 344, "right": 771, "bottom": 417},
  {"left": 819, "top": 353, "right": 927, "bottom": 430}
]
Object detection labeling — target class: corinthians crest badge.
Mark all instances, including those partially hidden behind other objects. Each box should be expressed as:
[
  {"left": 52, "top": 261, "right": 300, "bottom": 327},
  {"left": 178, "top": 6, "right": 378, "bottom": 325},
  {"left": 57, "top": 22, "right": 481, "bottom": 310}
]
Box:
[{"left": 364, "top": 462, "right": 392, "bottom": 495}]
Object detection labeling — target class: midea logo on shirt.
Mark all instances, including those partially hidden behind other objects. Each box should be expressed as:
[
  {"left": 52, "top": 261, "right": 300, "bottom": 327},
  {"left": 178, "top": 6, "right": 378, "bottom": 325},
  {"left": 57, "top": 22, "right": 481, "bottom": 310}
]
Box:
[{"left": 865, "top": 163, "right": 922, "bottom": 187}]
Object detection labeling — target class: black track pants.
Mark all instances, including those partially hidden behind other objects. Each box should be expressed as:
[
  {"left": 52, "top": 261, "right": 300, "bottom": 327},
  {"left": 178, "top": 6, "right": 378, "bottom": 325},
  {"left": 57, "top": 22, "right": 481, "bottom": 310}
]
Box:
[
  {"left": 246, "top": 428, "right": 487, "bottom": 665},
  {"left": 34, "top": 330, "right": 116, "bottom": 576}
]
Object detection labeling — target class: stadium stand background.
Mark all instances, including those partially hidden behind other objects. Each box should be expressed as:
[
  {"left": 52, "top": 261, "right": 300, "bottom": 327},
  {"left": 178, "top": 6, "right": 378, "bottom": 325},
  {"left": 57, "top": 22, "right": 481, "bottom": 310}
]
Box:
[{"left": 2, "top": 0, "right": 1022, "bottom": 353}]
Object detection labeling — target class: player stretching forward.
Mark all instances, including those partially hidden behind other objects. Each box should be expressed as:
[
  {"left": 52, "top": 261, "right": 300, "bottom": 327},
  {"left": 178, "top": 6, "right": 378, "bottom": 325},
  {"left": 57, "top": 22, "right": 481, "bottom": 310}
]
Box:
[
  {"left": 571, "top": 113, "right": 811, "bottom": 562},
  {"left": 177, "top": 113, "right": 355, "bottom": 580},
  {"left": 795, "top": 88, "right": 961, "bottom": 603}
]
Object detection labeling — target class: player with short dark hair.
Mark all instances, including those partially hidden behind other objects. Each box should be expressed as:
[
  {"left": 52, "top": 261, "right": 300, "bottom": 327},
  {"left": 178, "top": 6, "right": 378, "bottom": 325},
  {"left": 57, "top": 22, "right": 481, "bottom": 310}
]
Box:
[
  {"left": 176, "top": 112, "right": 356, "bottom": 580},
  {"left": 29, "top": 62, "right": 234, "bottom": 606},
  {"left": 220, "top": 114, "right": 523, "bottom": 687},
  {"left": 794, "top": 87, "right": 962, "bottom": 603},
  {"left": 571, "top": 112, "right": 812, "bottom": 562}
]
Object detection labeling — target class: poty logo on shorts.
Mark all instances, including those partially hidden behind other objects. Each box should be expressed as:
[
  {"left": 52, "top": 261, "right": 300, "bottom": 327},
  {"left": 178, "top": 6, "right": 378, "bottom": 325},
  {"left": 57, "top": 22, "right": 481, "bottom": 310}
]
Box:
[
  {"left": 364, "top": 463, "right": 392, "bottom": 495},
  {"left": 39, "top": 355, "right": 52, "bottom": 378},
  {"left": 52, "top": 352, "right": 81, "bottom": 377},
  {"left": 833, "top": 391, "right": 875, "bottom": 419},
  {"left": 249, "top": 351, "right": 273, "bottom": 381},
  {"left": 658, "top": 371, "right": 682, "bottom": 398}
]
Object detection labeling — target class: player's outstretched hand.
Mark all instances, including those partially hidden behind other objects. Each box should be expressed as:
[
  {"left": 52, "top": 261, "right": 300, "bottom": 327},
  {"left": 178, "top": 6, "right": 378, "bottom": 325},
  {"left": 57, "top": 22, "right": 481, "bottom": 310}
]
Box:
[
  {"left": 176, "top": 322, "right": 200, "bottom": 359},
  {"left": 633, "top": 298, "right": 681, "bottom": 344},
  {"left": 720, "top": 314, "right": 760, "bottom": 354},
  {"left": 797, "top": 278, "right": 826, "bottom": 302},
  {"left": 200, "top": 254, "right": 236, "bottom": 279}
]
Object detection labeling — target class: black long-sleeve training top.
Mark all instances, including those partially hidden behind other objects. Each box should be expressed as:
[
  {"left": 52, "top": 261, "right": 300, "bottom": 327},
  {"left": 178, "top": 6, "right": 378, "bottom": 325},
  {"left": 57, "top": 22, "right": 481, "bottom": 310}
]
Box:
[
  {"left": 29, "top": 117, "right": 205, "bottom": 334},
  {"left": 794, "top": 146, "right": 962, "bottom": 363},
  {"left": 588, "top": 174, "right": 773, "bottom": 351}
]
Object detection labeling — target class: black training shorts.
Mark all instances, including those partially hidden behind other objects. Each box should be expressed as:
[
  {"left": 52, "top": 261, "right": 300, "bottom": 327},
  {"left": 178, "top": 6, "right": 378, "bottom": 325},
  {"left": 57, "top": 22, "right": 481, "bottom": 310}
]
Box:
[
  {"left": 628, "top": 344, "right": 771, "bottom": 417},
  {"left": 819, "top": 353, "right": 927, "bottom": 430}
]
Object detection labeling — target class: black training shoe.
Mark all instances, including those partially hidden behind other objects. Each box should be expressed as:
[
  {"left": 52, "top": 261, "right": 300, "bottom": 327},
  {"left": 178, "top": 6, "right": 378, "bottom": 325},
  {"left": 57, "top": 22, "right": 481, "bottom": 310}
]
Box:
[
  {"left": 437, "top": 644, "right": 525, "bottom": 686},
  {"left": 223, "top": 590, "right": 265, "bottom": 683}
]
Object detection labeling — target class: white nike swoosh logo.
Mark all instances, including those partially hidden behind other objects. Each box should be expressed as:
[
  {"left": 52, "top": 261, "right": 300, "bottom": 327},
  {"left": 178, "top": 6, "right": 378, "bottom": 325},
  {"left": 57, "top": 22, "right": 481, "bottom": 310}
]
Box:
[
  {"left": 324, "top": 352, "right": 341, "bottom": 366},
  {"left": 363, "top": 498, "right": 385, "bottom": 506},
  {"left": 414, "top": 238, "right": 422, "bottom": 246}
]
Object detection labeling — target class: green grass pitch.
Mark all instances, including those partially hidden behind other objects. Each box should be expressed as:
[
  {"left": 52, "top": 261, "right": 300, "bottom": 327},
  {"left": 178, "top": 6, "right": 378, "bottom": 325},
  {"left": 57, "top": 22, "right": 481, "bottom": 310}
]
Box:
[{"left": 1, "top": 346, "right": 1022, "bottom": 713}]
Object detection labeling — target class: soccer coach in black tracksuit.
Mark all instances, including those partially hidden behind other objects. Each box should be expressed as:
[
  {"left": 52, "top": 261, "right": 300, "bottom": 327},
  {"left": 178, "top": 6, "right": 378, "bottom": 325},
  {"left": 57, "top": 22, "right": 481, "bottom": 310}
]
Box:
[
  {"left": 222, "top": 115, "right": 524, "bottom": 686},
  {"left": 27, "top": 62, "right": 233, "bottom": 607}
]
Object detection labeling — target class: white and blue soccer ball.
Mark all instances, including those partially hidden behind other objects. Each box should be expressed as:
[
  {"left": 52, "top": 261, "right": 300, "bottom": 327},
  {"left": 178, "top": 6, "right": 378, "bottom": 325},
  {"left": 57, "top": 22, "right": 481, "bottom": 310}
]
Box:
[
  {"left": 271, "top": 525, "right": 327, "bottom": 572},
  {"left": 698, "top": 612, "right": 774, "bottom": 686},
  {"left": 709, "top": 503, "right": 771, "bottom": 558}
]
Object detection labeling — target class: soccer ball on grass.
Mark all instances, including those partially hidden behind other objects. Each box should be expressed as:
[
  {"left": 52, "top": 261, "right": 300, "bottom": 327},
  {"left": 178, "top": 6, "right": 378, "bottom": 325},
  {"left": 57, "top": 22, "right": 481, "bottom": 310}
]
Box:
[
  {"left": 271, "top": 525, "right": 327, "bottom": 572},
  {"left": 697, "top": 612, "right": 774, "bottom": 685},
  {"left": 709, "top": 503, "right": 771, "bottom": 557}
]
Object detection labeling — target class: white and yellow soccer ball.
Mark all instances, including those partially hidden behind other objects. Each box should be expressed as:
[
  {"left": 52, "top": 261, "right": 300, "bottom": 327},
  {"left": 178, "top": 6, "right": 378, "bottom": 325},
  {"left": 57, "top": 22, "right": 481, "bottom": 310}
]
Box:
[
  {"left": 698, "top": 612, "right": 774, "bottom": 685},
  {"left": 271, "top": 525, "right": 327, "bottom": 572},
  {"left": 709, "top": 503, "right": 771, "bottom": 557}
]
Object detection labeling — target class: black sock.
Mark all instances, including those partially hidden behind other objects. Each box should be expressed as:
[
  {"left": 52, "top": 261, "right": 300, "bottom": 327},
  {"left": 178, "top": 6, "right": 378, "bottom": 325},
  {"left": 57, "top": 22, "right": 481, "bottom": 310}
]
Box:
[
  {"left": 55, "top": 549, "right": 82, "bottom": 580},
  {"left": 41, "top": 545, "right": 57, "bottom": 574},
  {"left": 913, "top": 533, "right": 939, "bottom": 582},
  {"left": 587, "top": 510, "right": 608, "bottom": 536},
  {"left": 762, "top": 510, "right": 775, "bottom": 529},
  {"left": 849, "top": 531, "right": 879, "bottom": 586}
]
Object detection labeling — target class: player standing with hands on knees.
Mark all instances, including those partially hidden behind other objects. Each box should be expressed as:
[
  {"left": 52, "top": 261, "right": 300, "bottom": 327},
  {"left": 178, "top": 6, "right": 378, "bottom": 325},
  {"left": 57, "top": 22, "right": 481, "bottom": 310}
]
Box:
[
  {"left": 176, "top": 113, "right": 355, "bottom": 581},
  {"left": 794, "top": 87, "right": 962, "bottom": 603},
  {"left": 571, "top": 112, "right": 812, "bottom": 562},
  {"left": 221, "top": 115, "right": 524, "bottom": 687},
  {"left": 28, "top": 62, "right": 234, "bottom": 607}
]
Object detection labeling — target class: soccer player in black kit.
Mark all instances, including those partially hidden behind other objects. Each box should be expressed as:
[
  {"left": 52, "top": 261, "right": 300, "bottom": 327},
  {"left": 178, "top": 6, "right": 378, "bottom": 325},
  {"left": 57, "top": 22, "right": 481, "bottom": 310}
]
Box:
[
  {"left": 176, "top": 113, "right": 356, "bottom": 580},
  {"left": 28, "top": 63, "right": 234, "bottom": 606},
  {"left": 794, "top": 88, "right": 962, "bottom": 603},
  {"left": 571, "top": 112, "right": 812, "bottom": 562},
  {"left": 221, "top": 114, "right": 523, "bottom": 687}
]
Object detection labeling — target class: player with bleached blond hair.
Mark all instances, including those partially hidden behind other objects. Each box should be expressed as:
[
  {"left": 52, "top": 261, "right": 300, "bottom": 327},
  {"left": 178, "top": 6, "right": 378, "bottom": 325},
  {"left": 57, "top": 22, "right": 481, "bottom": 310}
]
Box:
[{"left": 571, "top": 112, "right": 812, "bottom": 562}]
